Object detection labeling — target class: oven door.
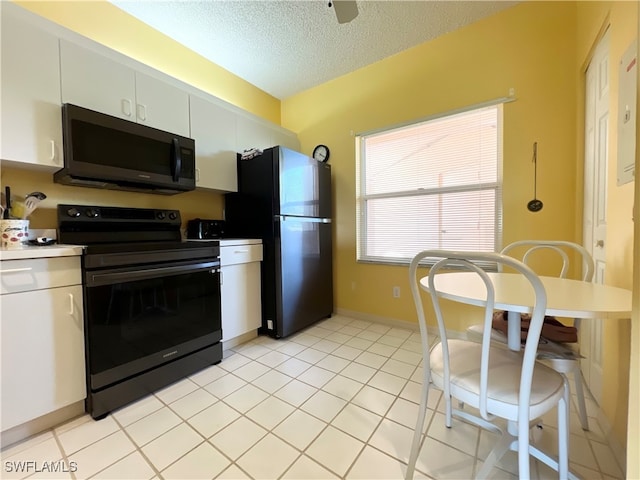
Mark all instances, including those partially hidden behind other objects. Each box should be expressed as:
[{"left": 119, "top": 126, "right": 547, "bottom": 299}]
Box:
[{"left": 84, "top": 260, "right": 221, "bottom": 391}]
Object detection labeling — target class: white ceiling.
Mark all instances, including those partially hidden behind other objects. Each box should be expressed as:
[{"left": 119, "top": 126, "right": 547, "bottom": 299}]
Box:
[{"left": 110, "top": 1, "right": 517, "bottom": 100}]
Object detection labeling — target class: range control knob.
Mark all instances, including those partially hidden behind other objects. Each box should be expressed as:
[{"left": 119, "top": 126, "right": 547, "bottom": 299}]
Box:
[
  {"left": 157, "top": 211, "right": 166, "bottom": 220},
  {"left": 168, "top": 212, "right": 178, "bottom": 220},
  {"left": 67, "top": 207, "right": 81, "bottom": 218},
  {"left": 85, "top": 209, "right": 99, "bottom": 218}
]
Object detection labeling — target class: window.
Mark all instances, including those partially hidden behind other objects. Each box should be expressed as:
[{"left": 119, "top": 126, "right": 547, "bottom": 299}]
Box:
[{"left": 356, "top": 104, "right": 502, "bottom": 264}]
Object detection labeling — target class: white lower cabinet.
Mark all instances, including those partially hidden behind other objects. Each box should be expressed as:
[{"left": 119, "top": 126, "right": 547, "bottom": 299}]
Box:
[
  {"left": 220, "top": 240, "right": 263, "bottom": 346},
  {"left": 0, "top": 256, "right": 86, "bottom": 432}
]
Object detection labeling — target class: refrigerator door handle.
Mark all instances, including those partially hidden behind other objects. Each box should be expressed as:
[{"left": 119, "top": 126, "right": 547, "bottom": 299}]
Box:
[{"left": 275, "top": 215, "right": 332, "bottom": 223}]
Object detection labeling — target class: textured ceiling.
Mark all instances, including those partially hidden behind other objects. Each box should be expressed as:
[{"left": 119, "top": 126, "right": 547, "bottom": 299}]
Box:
[{"left": 110, "top": 1, "right": 517, "bottom": 100}]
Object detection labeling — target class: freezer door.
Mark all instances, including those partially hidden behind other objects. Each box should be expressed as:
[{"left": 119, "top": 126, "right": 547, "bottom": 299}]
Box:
[
  {"left": 272, "top": 216, "right": 333, "bottom": 338},
  {"left": 278, "top": 147, "right": 331, "bottom": 219}
]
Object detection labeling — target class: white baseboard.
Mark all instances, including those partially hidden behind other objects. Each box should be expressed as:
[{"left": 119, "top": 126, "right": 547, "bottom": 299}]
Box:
[
  {"left": 334, "top": 308, "right": 467, "bottom": 341},
  {"left": 222, "top": 330, "right": 259, "bottom": 351},
  {"left": 1, "top": 401, "right": 85, "bottom": 450},
  {"left": 335, "top": 308, "right": 420, "bottom": 332}
]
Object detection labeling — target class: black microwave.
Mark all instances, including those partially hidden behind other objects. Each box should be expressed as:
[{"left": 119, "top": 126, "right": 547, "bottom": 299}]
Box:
[{"left": 54, "top": 104, "right": 196, "bottom": 195}]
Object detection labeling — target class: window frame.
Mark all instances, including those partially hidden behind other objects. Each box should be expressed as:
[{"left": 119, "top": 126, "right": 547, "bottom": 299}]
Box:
[{"left": 356, "top": 102, "right": 504, "bottom": 266}]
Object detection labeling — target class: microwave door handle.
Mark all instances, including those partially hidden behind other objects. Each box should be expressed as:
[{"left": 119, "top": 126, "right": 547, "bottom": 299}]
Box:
[{"left": 172, "top": 138, "right": 182, "bottom": 182}]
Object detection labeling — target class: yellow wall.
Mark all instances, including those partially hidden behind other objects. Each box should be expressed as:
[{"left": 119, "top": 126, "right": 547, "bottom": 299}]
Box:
[
  {"left": 0, "top": 168, "right": 224, "bottom": 232},
  {"left": 574, "top": 0, "right": 637, "bottom": 452},
  {"left": 283, "top": 0, "right": 636, "bottom": 451},
  {"left": 283, "top": 1, "right": 579, "bottom": 326}
]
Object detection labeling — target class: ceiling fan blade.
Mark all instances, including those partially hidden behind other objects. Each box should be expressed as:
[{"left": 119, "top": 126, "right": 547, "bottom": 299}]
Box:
[{"left": 333, "top": 0, "right": 358, "bottom": 24}]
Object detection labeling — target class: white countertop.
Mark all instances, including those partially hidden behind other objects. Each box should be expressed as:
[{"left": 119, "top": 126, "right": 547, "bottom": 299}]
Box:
[
  {"left": 219, "top": 238, "right": 262, "bottom": 246},
  {"left": 1, "top": 239, "right": 261, "bottom": 260},
  {"left": 187, "top": 238, "right": 262, "bottom": 246},
  {"left": 0, "top": 244, "right": 85, "bottom": 260}
]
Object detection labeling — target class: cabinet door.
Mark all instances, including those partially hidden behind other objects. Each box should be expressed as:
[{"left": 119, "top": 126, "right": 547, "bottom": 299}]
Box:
[
  {"left": 190, "top": 95, "right": 238, "bottom": 192},
  {"left": 221, "top": 262, "right": 262, "bottom": 342},
  {"left": 135, "top": 71, "right": 190, "bottom": 137},
  {"left": 0, "top": 7, "right": 62, "bottom": 168},
  {"left": 236, "top": 116, "right": 275, "bottom": 153},
  {"left": 272, "top": 127, "right": 301, "bottom": 152},
  {"left": 60, "top": 39, "right": 137, "bottom": 121},
  {"left": 1, "top": 285, "right": 86, "bottom": 431}
]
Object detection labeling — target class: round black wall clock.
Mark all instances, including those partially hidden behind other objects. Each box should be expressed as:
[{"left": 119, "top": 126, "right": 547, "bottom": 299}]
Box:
[{"left": 313, "top": 144, "right": 330, "bottom": 163}]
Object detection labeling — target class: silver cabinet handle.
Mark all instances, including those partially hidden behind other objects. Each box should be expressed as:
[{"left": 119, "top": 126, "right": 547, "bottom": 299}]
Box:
[
  {"left": 68, "top": 292, "right": 74, "bottom": 316},
  {"left": 234, "top": 249, "right": 249, "bottom": 253},
  {"left": 137, "top": 103, "right": 147, "bottom": 121},
  {"left": 595, "top": 240, "right": 604, "bottom": 248},
  {"left": 0, "top": 267, "right": 33, "bottom": 274},
  {"left": 121, "top": 99, "right": 133, "bottom": 117}
]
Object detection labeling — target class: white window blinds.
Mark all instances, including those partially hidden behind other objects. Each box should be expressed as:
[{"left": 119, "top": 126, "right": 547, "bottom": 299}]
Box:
[{"left": 356, "top": 104, "right": 502, "bottom": 264}]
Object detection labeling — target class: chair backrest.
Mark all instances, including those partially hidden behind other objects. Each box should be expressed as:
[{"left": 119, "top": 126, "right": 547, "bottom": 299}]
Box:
[
  {"left": 500, "top": 240, "right": 594, "bottom": 282},
  {"left": 409, "top": 250, "right": 547, "bottom": 421}
]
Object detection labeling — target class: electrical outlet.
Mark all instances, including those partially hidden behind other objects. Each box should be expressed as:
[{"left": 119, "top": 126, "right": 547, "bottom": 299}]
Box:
[{"left": 393, "top": 286, "right": 400, "bottom": 298}]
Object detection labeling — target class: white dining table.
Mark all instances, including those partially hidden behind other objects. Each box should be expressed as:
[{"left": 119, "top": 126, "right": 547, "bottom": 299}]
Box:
[
  {"left": 421, "top": 272, "right": 633, "bottom": 350},
  {"left": 420, "top": 271, "right": 632, "bottom": 478}
]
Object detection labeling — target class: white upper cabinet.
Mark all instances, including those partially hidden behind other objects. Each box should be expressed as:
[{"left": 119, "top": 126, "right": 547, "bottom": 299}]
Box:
[
  {"left": 0, "top": 4, "right": 62, "bottom": 169},
  {"left": 272, "top": 126, "right": 301, "bottom": 152},
  {"left": 60, "top": 40, "right": 189, "bottom": 137},
  {"left": 190, "top": 94, "right": 238, "bottom": 192},
  {"left": 60, "top": 39, "right": 135, "bottom": 120},
  {"left": 1, "top": 3, "right": 299, "bottom": 180},
  {"left": 134, "top": 71, "right": 190, "bottom": 137},
  {"left": 236, "top": 115, "right": 276, "bottom": 153},
  {"left": 236, "top": 115, "right": 300, "bottom": 156}
]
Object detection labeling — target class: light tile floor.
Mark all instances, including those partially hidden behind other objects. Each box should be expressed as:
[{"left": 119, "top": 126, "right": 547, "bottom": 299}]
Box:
[{"left": 1, "top": 315, "right": 625, "bottom": 479}]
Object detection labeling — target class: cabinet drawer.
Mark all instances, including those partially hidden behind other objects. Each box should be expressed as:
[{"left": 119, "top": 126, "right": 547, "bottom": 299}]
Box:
[
  {"left": 220, "top": 244, "right": 263, "bottom": 266},
  {"left": 0, "top": 256, "right": 81, "bottom": 294}
]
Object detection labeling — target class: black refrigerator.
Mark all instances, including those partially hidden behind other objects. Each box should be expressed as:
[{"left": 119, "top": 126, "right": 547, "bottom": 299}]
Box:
[{"left": 225, "top": 146, "right": 333, "bottom": 338}]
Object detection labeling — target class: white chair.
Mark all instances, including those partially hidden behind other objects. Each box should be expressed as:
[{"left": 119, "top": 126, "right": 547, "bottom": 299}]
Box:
[
  {"left": 406, "top": 250, "right": 570, "bottom": 480},
  {"left": 467, "top": 240, "right": 594, "bottom": 430}
]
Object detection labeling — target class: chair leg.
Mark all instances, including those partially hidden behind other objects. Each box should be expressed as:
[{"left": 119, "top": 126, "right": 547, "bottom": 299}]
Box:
[
  {"left": 475, "top": 433, "right": 514, "bottom": 479},
  {"left": 557, "top": 380, "right": 570, "bottom": 479},
  {"left": 406, "top": 375, "right": 431, "bottom": 479},
  {"left": 518, "top": 420, "right": 531, "bottom": 479},
  {"left": 573, "top": 367, "right": 590, "bottom": 430},
  {"left": 445, "top": 394, "right": 453, "bottom": 428}
]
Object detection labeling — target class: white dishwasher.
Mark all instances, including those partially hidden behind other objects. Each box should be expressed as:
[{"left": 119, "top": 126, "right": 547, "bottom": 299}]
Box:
[{"left": 219, "top": 239, "right": 263, "bottom": 348}]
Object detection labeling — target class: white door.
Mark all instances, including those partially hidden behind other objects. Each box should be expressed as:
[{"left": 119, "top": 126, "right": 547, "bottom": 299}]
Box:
[{"left": 582, "top": 30, "right": 609, "bottom": 405}]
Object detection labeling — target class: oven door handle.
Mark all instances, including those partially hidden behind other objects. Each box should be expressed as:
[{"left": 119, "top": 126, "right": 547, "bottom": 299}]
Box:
[{"left": 87, "top": 261, "right": 219, "bottom": 287}]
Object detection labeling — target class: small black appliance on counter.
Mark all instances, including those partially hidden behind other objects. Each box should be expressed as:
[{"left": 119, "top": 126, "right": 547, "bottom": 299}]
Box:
[{"left": 186, "top": 218, "right": 226, "bottom": 240}]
